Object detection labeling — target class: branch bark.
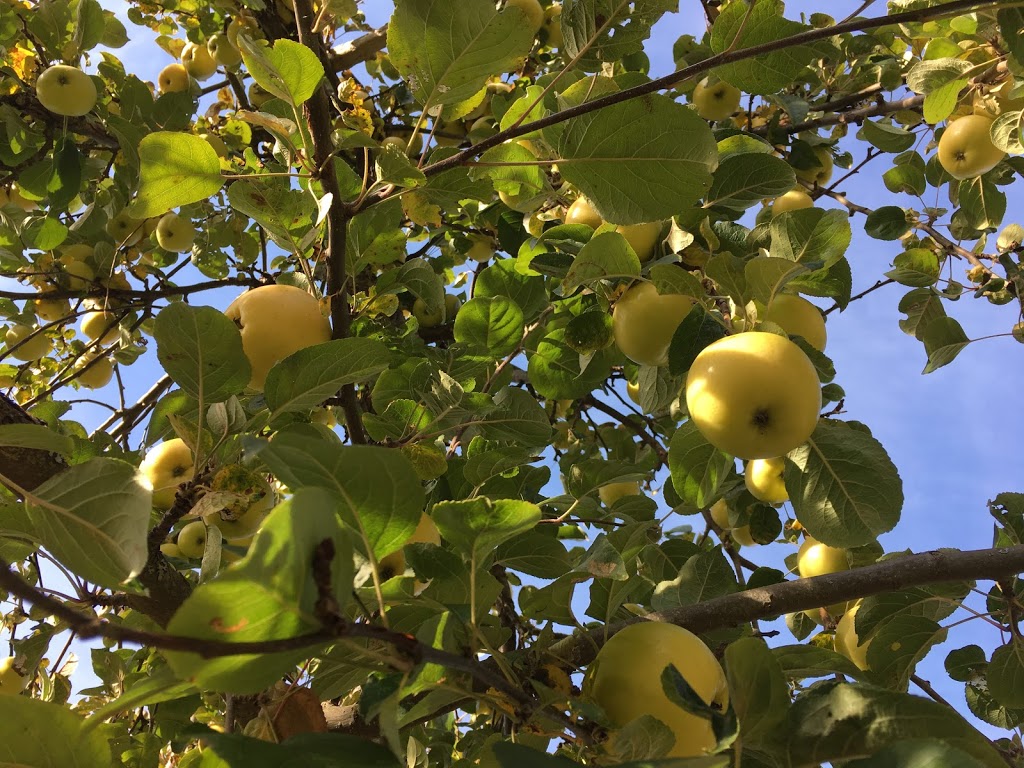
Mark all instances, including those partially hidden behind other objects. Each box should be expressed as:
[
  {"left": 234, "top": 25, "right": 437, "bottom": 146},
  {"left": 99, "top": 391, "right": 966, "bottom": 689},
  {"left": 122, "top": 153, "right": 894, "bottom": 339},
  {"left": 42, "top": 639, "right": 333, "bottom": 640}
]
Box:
[{"left": 329, "top": 26, "right": 388, "bottom": 72}]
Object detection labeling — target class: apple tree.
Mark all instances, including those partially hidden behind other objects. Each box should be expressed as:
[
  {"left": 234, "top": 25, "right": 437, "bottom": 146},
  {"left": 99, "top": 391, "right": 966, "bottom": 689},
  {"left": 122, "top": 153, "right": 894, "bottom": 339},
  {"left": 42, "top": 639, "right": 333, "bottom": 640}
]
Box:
[{"left": 2, "top": 0, "right": 1024, "bottom": 765}]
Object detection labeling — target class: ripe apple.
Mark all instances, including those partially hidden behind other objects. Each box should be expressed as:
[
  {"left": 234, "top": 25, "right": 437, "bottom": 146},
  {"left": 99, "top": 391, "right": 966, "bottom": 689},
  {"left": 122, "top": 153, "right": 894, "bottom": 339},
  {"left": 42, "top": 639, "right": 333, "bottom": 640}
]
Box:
[
  {"left": 75, "top": 354, "right": 113, "bottom": 389},
  {"left": 543, "top": 3, "right": 563, "bottom": 48},
  {"left": 762, "top": 294, "right": 827, "bottom": 352},
  {"left": 626, "top": 379, "right": 642, "bottom": 406},
  {"left": 584, "top": 622, "right": 729, "bottom": 758},
  {"left": 937, "top": 114, "right": 1006, "bottom": 180},
  {"left": 35, "top": 294, "right": 70, "bottom": 323},
  {"left": 61, "top": 243, "right": 94, "bottom": 264},
  {"left": 155, "top": 212, "right": 197, "bottom": 253},
  {"left": 181, "top": 41, "right": 217, "bottom": 80},
  {"left": 685, "top": 332, "right": 821, "bottom": 460},
  {"left": 565, "top": 197, "right": 603, "bottom": 229},
  {"left": 63, "top": 260, "right": 96, "bottom": 290},
  {"left": 798, "top": 536, "right": 851, "bottom": 619},
  {"left": 794, "top": 146, "right": 834, "bottom": 185},
  {"left": 616, "top": 222, "right": 663, "bottom": 263},
  {"left": 413, "top": 297, "right": 444, "bottom": 328},
  {"left": 0, "top": 185, "right": 38, "bottom": 211},
  {"left": 598, "top": 480, "right": 640, "bottom": 507},
  {"left": 0, "top": 656, "right": 27, "bottom": 696},
  {"left": 158, "top": 63, "right": 191, "bottom": 94},
  {"left": 207, "top": 34, "right": 242, "bottom": 68},
  {"left": 381, "top": 134, "right": 420, "bottom": 156},
  {"left": 466, "top": 236, "right": 494, "bottom": 263},
  {"left": 81, "top": 310, "right": 120, "bottom": 344},
  {"left": 5, "top": 325, "right": 49, "bottom": 361},
  {"left": 744, "top": 457, "right": 788, "bottom": 504},
  {"left": 498, "top": 188, "right": 542, "bottom": 213},
  {"left": 771, "top": 189, "right": 814, "bottom": 216},
  {"left": 709, "top": 498, "right": 755, "bottom": 546},
  {"left": 176, "top": 520, "right": 209, "bottom": 559},
  {"left": 834, "top": 600, "right": 871, "bottom": 671},
  {"left": 106, "top": 210, "right": 144, "bottom": 246},
  {"left": 505, "top": 0, "right": 544, "bottom": 33},
  {"left": 377, "top": 512, "right": 442, "bottom": 580},
  {"left": 140, "top": 437, "right": 195, "bottom": 510},
  {"left": 612, "top": 282, "right": 695, "bottom": 367},
  {"left": 35, "top": 64, "right": 97, "bottom": 117},
  {"left": 691, "top": 77, "right": 742, "bottom": 121},
  {"left": 248, "top": 82, "right": 273, "bottom": 108},
  {"left": 433, "top": 119, "right": 467, "bottom": 148},
  {"left": 224, "top": 284, "right": 333, "bottom": 391},
  {"left": 227, "top": 15, "right": 261, "bottom": 48},
  {"left": 159, "top": 541, "right": 182, "bottom": 558}
]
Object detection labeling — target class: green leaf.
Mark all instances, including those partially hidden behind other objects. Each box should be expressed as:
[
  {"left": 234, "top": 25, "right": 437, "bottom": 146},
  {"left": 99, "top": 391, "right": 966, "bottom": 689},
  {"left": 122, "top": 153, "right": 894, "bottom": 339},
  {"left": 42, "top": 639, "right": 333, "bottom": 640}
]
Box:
[
  {"left": 347, "top": 198, "right": 407, "bottom": 269},
  {"left": 705, "top": 253, "right": 751, "bottom": 306},
  {"left": 432, "top": 497, "right": 540, "bottom": 563},
  {"left": 988, "top": 639, "right": 1024, "bottom": 708},
  {"left": 906, "top": 59, "right": 973, "bottom": 95},
  {"left": 858, "top": 119, "right": 917, "bottom": 154},
  {"left": 668, "top": 420, "right": 733, "bottom": 509},
  {"left": 848, "top": 740, "right": 987, "bottom": 768},
  {"left": 254, "top": 434, "right": 424, "bottom": 560},
  {"left": 474, "top": 259, "right": 550, "bottom": 320},
  {"left": 0, "top": 695, "right": 111, "bottom": 767},
  {"left": 198, "top": 731, "right": 402, "bottom": 767},
  {"left": 866, "top": 616, "right": 947, "bottom": 690},
  {"left": 562, "top": 232, "right": 642, "bottom": 294},
  {"left": 946, "top": 645, "right": 987, "bottom": 682},
  {"left": 0, "top": 423, "right": 72, "bottom": 457},
  {"left": 920, "top": 317, "right": 970, "bottom": 374},
  {"left": 709, "top": 0, "right": 816, "bottom": 94},
  {"left": 494, "top": 532, "right": 571, "bottom": 578},
  {"left": 478, "top": 388, "right": 553, "bottom": 446},
  {"left": 990, "top": 109, "right": 1024, "bottom": 155},
  {"left": 745, "top": 256, "right": 811, "bottom": 305},
  {"left": 22, "top": 458, "right": 149, "bottom": 588},
  {"left": 667, "top": 308, "right": 727, "bottom": 376},
  {"left": 471, "top": 142, "right": 547, "bottom": 197},
  {"left": 864, "top": 206, "right": 911, "bottom": 241},
  {"left": 924, "top": 79, "right": 967, "bottom": 125},
  {"left": 375, "top": 144, "right": 427, "bottom": 189},
  {"left": 957, "top": 177, "right": 1006, "bottom": 231},
  {"left": 786, "top": 420, "right": 903, "bottom": 548},
  {"left": 772, "top": 644, "right": 863, "bottom": 680},
  {"left": 999, "top": 8, "right": 1024, "bottom": 67},
  {"left": 239, "top": 38, "right": 324, "bottom": 107},
  {"left": 154, "top": 303, "right": 251, "bottom": 404},
  {"left": 725, "top": 638, "right": 789, "bottom": 750},
  {"left": 527, "top": 328, "right": 615, "bottom": 400},
  {"left": 388, "top": 0, "right": 535, "bottom": 111},
  {"left": 453, "top": 296, "right": 525, "bottom": 358},
  {"left": 545, "top": 93, "right": 718, "bottom": 225},
  {"left": 652, "top": 549, "right": 737, "bottom": 612},
  {"left": 561, "top": 0, "right": 676, "bottom": 71},
  {"left": 128, "top": 132, "right": 224, "bottom": 218},
  {"left": 264, "top": 339, "right": 390, "bottom": 417},
  {"left": 86, "top": 666, "right": 197, "bottom": 724},
  {"left": 770, "top": 209, "right": 852, "bottom": 268},
  {"left": 227, "top": 178, "right": 315, "bottom": 251},
  {"left": 885, "top": 248, "right": 940, "bottom": 288},
  {"left": 166, "top": 489, "right": 351, "bottom": 693},
  {"left": 788, "top": 257, "right": 853, "bottom": 310},
  {"left": 375, "top": 258, "right": 445, "bottom": 314},
  {"left": 706, "top": 153, "right": 796, "bottom": 211},
  {"left": 898, "top": 288, "right": 947, "bottom": 340},
  {"left": 789, "top": 683, "right": 1007, "bottom": 768}
]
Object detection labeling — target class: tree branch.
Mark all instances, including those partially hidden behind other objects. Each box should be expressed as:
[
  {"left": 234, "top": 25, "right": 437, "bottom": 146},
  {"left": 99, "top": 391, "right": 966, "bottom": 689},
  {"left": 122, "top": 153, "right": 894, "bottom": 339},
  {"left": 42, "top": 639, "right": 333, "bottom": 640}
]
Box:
[
  {"left": 582, "top": 394, "right": 668, "bottom": 467},
  {"left": 329, "top": 26, "right": 388, "bottom": 72}
]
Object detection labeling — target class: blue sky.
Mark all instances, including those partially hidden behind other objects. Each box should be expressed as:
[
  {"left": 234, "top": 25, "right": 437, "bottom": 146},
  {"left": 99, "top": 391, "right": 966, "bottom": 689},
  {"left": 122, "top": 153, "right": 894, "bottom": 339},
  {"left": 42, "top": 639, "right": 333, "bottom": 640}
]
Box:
[{"left": 12, "top": 0, "right": 1024, "bottom": 742}]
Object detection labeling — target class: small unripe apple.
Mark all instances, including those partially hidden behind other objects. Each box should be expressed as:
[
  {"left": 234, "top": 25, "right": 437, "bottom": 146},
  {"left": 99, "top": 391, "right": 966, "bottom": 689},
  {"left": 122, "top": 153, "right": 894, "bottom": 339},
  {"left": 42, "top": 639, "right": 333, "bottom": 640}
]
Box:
[
  {"left": 412, "top": 297, "right": 444, "bottom": 328},
  {"left": 181, "top": 41, "right": 217, "bottom": 80},
  {"left": 4, "top": 325, "right": 49, "bottom": 361},
  {"left": 798, "top": 536, "right": 851, "bottom": 619},
  {"left": 691, "top": 77, "right": 742, "bottom": 121},
  {"left": 377, "top": 512, "right": 442, "bottom": 580},
  {"left": 158, "top": 63, "right": 191, "bottom": 94},
  {"left": 542, "top": 3, "right": 563, "bottom": 48},
  {"left": 35, "top": 65, "right": 97, "bottom": 117},
  {"left": 598, "top": 480, "right": 641, "bottom": 507},
  {"left": 200, "top": 132, "right": 229, "bottom": 158},
  {"left": 160, "top": 541, "right": 182, "bottom": 558},
  {"left": 155, "top": 212, "right": 197, "bottom": 253},
  {"left": 794, "top": 146, "right": 834, "bottom": 185},
  {"left": 176, "top": 520, "right": 209, "bottom": 559},
  {"left": 763, "top": 293, "right": 827, "bottom": 352},
  {"left": 75, "top": 354, "right": 113, "bottom": 389},
  {"left": 709, "top": 498, "right": 755, "bottom": 546},
  {"left": 248, "top": 82, "right": 274, "bottom": 108},
  {"left": 80, "top": 309, "right": 120, "bottom": 344}
]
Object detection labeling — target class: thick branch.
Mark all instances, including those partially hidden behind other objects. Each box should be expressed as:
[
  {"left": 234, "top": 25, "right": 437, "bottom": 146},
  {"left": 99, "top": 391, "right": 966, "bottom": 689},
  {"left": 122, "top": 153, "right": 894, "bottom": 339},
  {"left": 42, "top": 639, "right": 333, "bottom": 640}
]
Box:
[
  {"left": 544, "top": 545, "right": 1024, "bottom": 669},
  {"left": 0, "top": 394, "right": 68, "bottom": 492},
  {"left": 0, "top": 277, "right": 259, "bottom": 302},
  {"left": 329, "top": 26, "right": 388, "bottom": 72}
]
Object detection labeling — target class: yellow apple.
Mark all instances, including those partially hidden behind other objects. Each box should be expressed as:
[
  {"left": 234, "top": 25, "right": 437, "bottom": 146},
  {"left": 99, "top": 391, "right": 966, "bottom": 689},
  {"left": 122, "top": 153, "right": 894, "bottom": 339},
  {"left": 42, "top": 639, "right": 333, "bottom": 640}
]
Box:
[
  {"left": 140, "top": 437, "right": 195, "bottom": 510},
  {"left": 155, "top": 212, "right": 197, "bottom": 253},
  {"left": 466, "top": 236, "right": 494, "bottom": 263},
  {"left": 0, "top": 657, "right": 27, "bottom": 696},
  {"left": 248, "top": 82, "right": 273, "bottom": 108},
  {"left": 543, "top": 3, "right": 563, "bottom": 48},
  {"left": 81, "top": 310, "right": 120, "bottom": 344},
  {"left": 160, "top": 541, "right": 182, "bottom": 558},
  {"left": 200, "top": 132, "right": 229, "bottom": 158},
  {"left": 158, "top": 63, "right": 191, "bottom": 94},
  {"left": 709, "top": 498, "right": 755, "bottom": 546},
  {"left": 691, "top": 77, "right": 742, "bottom": 121},
  {"left": 35, "top": 65, "right": 97, "bottom": 117},
  {"left": 834, "top": 601, "right": 871, "bottom": 671},
  {"left": 565, "top": 197, "right": 604, "bottom": 229},
  {"left": 227, "top": 15, "right": 261, "bottom": 48},
  {"left": 35, "top": 294, "right": 70, "bottom": 323},
  {"left": 584, "top": 622, "right": 729, "bottom": 758},
  {"left": 499, "top": 188, "right": 543, "bottom": 213},
  {"left": 377, "top": 512, "right": 442, "bottom": 580},
  {"left": 63, "top": 260, "right": 96, "bottom": 290},
  {"left": 0, "top": 185, "right": 38, "bottom": 211},
  {"left": 626, "top": 380, "right": 642, "bottom": 406},
  {"left": 5, "top": 325, "right": 49, "bottom": 361},
  {"left": 224, "top": 284, "right": 333, "bottom": 391},
  {"left": 616, "top": 222, "right": 663, "bottom": 263},
  {"left": 794, "top": 146, "right": 834, "bottom": 185},
  {"left": 798, "top": 536, "right": 851, "bottom": 619},
  {"left": 937, "top": 114, "right": 1006, "bottom": 180},
  {"left": 612, "top": 282, "right": 695, "bottom": 367},
  {"left": 413, "top": 297, "right": 445, "bottom": 328},
  {"left": 685, "top": 332, "right": 821, "bottom": 460},
  {"left": 181, "top": 41, "right": 218, "bottom": 80},
  {"left": 771, "top": 189, "right": 814, "bottom": 216},
  {"left": 176, "top": 520, "right": 209, "bottom": 559},
  {"left": 598, "top": 480, "right": 641, "bottom": 507},
  {"left": 75, "top": 354, "right": 113, "bottom": 389},
  {"left": 106, "top": 210, "right": 144, "bottom": 246},
  {"left": 744, "top": 457, "right": 788, "bottom": 504},
  {"left": 505, "top": 0, "right": 544, "bottom": 33},
  {"left": 207, "top": 34, "right": 242, "bottom": 68},
  {"left": 762, "top": 294, "right": 826, "bottom": 352},
  {"left": 60, "top": 243, "right": 94, "bottom": 264}
]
